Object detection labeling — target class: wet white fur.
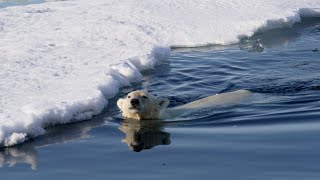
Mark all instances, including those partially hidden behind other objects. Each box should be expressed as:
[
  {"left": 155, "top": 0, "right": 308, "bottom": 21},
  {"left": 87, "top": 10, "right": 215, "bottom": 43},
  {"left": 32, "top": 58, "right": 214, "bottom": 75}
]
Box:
[{"left": 117, "top": 90, "right": 251, "bottom": 120}]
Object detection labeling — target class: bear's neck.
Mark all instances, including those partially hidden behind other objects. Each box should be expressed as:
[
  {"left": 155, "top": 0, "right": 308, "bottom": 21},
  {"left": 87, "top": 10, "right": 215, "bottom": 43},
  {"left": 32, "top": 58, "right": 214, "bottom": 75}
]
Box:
[{"left": 123, "top": 111, "right": 160, "bottom": 120}]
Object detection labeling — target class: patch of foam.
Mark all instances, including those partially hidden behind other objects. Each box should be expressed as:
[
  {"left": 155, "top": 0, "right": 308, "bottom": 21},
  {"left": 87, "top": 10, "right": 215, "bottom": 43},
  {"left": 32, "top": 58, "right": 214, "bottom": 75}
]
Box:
[{"left": 0, "top": 0, "right": 319, "bottom": 146}]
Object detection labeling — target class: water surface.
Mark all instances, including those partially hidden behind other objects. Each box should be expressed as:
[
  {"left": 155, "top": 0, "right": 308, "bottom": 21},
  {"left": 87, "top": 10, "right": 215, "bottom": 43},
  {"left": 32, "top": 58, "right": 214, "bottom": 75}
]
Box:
[{"left": 0, "top": 0, "right": 45, "bottom": 8}]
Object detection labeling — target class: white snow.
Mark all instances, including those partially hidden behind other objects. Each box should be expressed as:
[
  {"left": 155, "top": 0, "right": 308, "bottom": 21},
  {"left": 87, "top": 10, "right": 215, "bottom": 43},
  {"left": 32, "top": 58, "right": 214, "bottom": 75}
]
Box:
[{"left": 0, "top": 0, "right": 319, "bottom": 146}]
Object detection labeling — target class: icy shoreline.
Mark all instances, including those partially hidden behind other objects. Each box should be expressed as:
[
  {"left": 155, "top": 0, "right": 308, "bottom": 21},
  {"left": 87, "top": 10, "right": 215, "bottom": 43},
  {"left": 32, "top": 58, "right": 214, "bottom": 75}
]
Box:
[{"left": 0, "top": 0, "right": 319, "bottom": 146}]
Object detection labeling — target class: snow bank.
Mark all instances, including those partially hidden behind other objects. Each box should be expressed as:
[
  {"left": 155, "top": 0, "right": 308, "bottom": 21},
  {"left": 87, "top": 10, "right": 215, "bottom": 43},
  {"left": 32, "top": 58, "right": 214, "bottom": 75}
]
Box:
[{"left": 0, "top": 0, "right": 319, "bottom": 146}]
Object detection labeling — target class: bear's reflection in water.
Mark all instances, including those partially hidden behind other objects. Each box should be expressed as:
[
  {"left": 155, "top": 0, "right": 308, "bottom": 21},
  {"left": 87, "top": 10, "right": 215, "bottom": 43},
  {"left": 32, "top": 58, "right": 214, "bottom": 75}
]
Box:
[
  {"left": 120, "top": 120, "right": 171, "bottom": 152},
  {"left": 0, "top": 116, "right": 172, "bottom": 169}
]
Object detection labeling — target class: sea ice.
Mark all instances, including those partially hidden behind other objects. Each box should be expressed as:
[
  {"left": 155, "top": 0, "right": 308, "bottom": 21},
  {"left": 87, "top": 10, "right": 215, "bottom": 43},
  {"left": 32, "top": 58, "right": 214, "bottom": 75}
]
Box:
[{"left": 0, "top": 0, "right": 319, "bottom": 146}]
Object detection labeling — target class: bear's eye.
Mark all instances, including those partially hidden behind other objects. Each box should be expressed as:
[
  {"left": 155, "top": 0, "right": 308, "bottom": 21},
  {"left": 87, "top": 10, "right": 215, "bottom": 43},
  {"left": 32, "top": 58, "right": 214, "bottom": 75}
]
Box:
[
  {"left": 127, "top": 95, "right": 131, "bottom": 99},
  {"left": 142, "top": 95, "right": 148, "bottom": 99}
]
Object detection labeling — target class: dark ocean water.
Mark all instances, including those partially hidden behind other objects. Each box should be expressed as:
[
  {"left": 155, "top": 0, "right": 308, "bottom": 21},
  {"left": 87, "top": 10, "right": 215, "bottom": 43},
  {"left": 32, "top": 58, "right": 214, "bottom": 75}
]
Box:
[{"left": 1, "top": 3, "right": 320, "bottom": 178}]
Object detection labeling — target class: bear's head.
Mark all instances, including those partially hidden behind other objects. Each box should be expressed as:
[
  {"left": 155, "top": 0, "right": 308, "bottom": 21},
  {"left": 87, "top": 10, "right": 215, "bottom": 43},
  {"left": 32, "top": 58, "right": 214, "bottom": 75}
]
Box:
[{"left": 117, "top": 90, "right": 169, "bottom": 120}]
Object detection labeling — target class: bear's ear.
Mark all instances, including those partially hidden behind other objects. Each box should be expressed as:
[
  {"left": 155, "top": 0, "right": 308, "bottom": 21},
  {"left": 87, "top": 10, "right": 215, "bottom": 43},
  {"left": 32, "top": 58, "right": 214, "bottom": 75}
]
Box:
[
  {"left": 117, "top": 98, "right": 125, "bottom": 111},
  {"left": 158, "top": 98, "right": 169, "bottom": 110}
]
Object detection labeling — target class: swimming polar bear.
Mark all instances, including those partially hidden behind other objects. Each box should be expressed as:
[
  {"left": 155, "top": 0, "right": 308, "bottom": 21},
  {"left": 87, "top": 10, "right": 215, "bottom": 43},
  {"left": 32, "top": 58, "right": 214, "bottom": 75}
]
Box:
[{"left": 117, "top": 90, "right": 251, "bottom": 120}]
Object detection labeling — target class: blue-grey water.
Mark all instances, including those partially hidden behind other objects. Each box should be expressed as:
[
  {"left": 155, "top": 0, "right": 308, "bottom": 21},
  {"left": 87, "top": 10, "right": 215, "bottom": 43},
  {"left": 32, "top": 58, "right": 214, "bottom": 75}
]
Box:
[
  {"left": 0, "top": 0, "right": 45, "bottom": 8},
  {"left": 1, "top": 4, "right": 320, "bottom": 178}
]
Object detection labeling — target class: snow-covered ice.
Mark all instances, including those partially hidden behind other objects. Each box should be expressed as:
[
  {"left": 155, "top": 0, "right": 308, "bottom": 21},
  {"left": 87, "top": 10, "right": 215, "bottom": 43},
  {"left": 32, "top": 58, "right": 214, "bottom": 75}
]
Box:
[{"left": 0, "top": 0, "right": 319, "bottom": 146}]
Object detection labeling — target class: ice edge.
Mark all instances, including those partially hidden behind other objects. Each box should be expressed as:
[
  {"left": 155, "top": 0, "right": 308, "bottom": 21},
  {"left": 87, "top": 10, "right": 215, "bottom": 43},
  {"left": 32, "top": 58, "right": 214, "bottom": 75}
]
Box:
[{"left": 0, "top": 6, "right": 319, "bottom": 147}]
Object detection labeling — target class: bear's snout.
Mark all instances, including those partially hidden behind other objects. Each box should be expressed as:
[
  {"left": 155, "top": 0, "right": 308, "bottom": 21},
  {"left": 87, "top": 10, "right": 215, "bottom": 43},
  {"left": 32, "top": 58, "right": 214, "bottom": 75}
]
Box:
[{"left": 130, "top": 99, "right": 140, "bottom": 106}]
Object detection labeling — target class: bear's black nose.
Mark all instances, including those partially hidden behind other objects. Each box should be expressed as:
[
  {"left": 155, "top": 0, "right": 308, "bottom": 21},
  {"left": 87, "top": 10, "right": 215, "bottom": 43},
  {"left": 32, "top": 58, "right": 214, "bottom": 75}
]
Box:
[{"left": 131, "top": 99, "right": 139, "bottom": 106}]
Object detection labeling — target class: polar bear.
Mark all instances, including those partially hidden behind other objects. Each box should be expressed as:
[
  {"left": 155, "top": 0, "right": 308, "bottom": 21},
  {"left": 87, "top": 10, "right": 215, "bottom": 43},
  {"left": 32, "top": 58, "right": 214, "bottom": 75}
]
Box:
[{"left": 117, "top": 89, "right": 251, "bottom": 120}]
